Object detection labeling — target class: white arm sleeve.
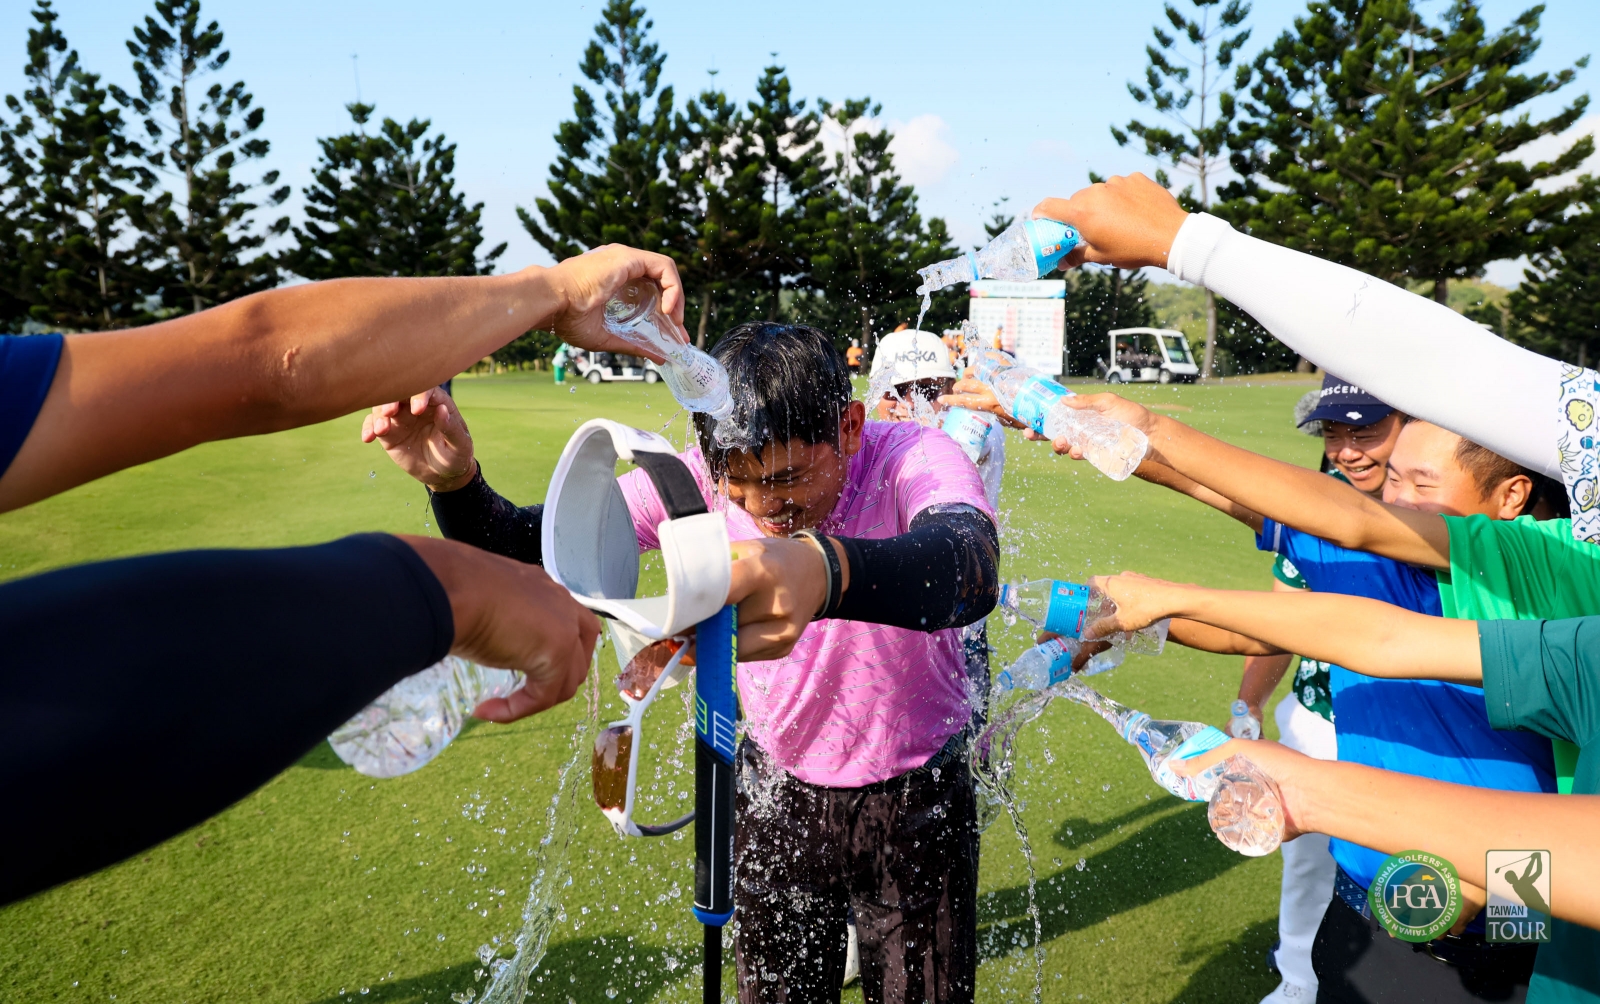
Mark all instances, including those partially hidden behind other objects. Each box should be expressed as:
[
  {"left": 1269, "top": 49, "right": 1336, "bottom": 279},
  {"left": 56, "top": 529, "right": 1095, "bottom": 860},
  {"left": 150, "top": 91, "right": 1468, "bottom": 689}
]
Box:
[{"left": 1167, "top": 213, "right": 1562, "bottom": 479}]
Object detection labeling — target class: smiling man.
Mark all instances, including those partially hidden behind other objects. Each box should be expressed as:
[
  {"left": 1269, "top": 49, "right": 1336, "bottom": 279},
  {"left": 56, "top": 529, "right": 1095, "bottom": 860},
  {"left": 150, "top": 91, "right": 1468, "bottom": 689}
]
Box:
[{"left": 367, "top": 321, "right": 999, "bottom": 1004}]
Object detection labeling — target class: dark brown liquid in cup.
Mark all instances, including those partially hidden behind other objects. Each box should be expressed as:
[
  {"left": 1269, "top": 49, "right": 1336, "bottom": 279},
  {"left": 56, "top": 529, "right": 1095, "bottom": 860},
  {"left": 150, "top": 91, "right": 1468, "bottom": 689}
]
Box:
[{"left": 592, "top": 725, "right": 633, "bottom": 811}]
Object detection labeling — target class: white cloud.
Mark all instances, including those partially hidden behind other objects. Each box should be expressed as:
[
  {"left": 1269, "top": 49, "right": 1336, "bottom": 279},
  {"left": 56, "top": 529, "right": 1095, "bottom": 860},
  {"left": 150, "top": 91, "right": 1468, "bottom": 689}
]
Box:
[
  {"left": 1506, "top": 113, "right": 1600, "bottom": 193},
  {"left": 817, "top": 112, "right": 960, "bottom": 187}
]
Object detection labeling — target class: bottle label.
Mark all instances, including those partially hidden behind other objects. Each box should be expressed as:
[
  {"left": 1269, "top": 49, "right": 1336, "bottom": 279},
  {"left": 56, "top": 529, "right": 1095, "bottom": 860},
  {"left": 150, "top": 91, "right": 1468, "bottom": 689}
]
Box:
[
  {"left": 1023, "top": 218, "right": 1082, "bottom": 276},
  {"left": 940, "top": 407, "right": 995, "bottom": 463},
  {"left": 1043, "top": 580, "right": 1092, "bottom": 637},
  {"left": 1011, "top": 375, "right": 1072, "bottom": 434},
  {"left": 1154, "top": 725, "right": 1232, "bottom": 801},
  {"left": 1040, "top": 638, "right": 1076, "bottom": 686}
]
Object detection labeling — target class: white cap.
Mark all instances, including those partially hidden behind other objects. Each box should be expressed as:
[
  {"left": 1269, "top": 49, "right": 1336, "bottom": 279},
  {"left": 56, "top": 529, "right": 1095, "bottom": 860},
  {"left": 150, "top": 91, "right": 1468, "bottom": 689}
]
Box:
[{"left": 869, "top": 329, "right": 957, "bottom": 384}]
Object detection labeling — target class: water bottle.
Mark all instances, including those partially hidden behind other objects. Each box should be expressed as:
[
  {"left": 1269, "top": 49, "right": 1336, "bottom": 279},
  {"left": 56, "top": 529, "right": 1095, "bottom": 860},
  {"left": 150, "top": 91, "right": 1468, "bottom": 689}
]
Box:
[
  {"left": 940, "top": 406, "right": 998, "bottom": 465},
  {"left": 998, "top": 578, "right": 1169, "bottom": 654},
  {"left": 1227, "top": 699, "right": 1263, "bottom": 740},
  {"left": 328, "top": 657, "right": 523, "bottom": 779},
  {"left": 994, "top": 637, "right": 1079, "bottom": 691},
  {"left": 916, "top": 218, "right": 1083, "bottom": 293},
  {"left": 602, "top": 278, "right": 734, "bottom": 422},
  {"left": 1063, "top": 679, "right": 1286, "bottom": 855},
  {"left": 969, "top": 351, "right": 1149, "bottom": 481}
]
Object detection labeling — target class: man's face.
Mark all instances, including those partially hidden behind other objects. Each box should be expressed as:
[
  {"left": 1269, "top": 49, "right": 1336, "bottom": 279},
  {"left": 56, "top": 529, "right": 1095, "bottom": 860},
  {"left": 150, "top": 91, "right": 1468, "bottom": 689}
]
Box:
[
  {"left": 719, "top": 401, "right": 865, "bottom": 536},
  {"left": 1322, "top": 413, "right": 1402, "bottom": 496},
  {"left": 876, "top": 377, "right": 953, "bottom": 422},
  {"left": 1381, "top": 420, "right": 1493, "bottom": 516}
]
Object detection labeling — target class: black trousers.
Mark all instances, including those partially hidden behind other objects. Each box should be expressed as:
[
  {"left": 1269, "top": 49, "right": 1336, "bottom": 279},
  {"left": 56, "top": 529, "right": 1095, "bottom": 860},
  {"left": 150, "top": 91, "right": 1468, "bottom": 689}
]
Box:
[
  {"left": 1313, "top": 894, "right": 1538, "bottom": 1002},
  {"left": 732, "top": 739, "right": 978, "bottom": 1004}
]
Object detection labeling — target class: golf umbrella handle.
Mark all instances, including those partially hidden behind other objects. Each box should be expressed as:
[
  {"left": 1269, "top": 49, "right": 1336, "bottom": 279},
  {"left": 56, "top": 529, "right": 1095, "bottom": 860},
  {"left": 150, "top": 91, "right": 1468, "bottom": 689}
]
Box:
[{"left": 692, "top": 604, "right": 738, "bottom": 927}]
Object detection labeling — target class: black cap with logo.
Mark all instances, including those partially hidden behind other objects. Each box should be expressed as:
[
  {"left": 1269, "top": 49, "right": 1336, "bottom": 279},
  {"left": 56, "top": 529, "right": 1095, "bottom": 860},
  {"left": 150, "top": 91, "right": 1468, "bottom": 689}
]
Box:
[{"left": 1298, "top": 372, "right": 1395, "bottom": 428}]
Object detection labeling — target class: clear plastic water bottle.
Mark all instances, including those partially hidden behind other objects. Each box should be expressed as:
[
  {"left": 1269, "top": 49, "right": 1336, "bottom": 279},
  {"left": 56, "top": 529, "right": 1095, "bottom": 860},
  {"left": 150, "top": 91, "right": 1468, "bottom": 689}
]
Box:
[
  {"left": 1063, "top": 679, "right": 1286, "bottom": 855},
  {"left": 602, "top": 278, "right": 734, "bottom": 422},
  {"left": 940, "top": 406, "right": 998, "bottom": 465},
  {"left": 969, "top": 350, "right": 1149, "bottom": 481},
  {"left": 994, "top": 637, "right": 1079, "bottom": 691},
  {"left": 328, "top": 657, "right": 523, "bottom": 779},
  {"left": 916, "top": 218, "right": 1083, "bottom": 293},
  {"left": 1227, "top": 699, "right": 1263, "bottom": 740},
  {"left": 998, "top": 578, "right": 1169, "bottom": 654}
]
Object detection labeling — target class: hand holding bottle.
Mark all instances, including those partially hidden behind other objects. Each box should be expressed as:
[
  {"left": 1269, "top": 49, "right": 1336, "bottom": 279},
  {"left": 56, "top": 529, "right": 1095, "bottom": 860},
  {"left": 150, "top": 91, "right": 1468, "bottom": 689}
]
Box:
[{"left": 1027, "top": 173, "right": 1190, "bottom": 273}]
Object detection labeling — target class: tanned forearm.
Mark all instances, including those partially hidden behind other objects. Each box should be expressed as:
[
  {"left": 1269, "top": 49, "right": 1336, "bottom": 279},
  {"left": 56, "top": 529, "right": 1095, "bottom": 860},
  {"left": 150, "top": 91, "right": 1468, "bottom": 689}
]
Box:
[
  {"left": 1289, "top": 758, "right": 1600, "bottom": 929},
  {"left": 1143, "top": 413, "right": 1451, "bottom": 568},
  {"left": 1, "top": 272, "right": 562, "bottom": 510},
  {"left": 1168, "top": 618, "right": 1283, "bottom": 655},
  {"left": 1136, "top": 583, "right": 1481, "bottom": 683},
  {"left": 1135, "top": 460, "right": 1264, "bottom": 533}
]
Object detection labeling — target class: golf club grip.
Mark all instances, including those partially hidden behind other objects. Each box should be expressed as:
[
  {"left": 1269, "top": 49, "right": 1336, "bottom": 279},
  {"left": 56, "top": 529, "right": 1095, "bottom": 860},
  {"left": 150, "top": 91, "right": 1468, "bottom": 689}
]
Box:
[{"left": 692, "top": 604, "right": 737, "bottom": 927}]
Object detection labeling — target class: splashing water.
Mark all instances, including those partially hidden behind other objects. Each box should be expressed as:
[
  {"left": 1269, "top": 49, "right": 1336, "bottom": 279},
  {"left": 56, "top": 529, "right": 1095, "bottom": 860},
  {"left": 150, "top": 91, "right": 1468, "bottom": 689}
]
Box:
[
  {"left": 473, "top": 661, "right": 600, "bottom": 1003},
  {"left": 915, "top": 290, "right": 932, "bottom": 332},
  {"left": 971, "top": 681, "right": 1078, "bottom": 1003}
]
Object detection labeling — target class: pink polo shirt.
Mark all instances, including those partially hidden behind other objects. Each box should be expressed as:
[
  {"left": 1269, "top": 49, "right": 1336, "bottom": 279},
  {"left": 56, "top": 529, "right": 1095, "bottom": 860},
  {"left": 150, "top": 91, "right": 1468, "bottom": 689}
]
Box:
[{"left": 619, "top": 420, "right": 994, "bottom": 787}]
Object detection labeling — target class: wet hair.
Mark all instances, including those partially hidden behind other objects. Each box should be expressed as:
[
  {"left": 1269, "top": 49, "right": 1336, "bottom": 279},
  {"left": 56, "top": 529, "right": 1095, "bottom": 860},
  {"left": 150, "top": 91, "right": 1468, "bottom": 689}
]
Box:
[
  {"left": 1401, "top": 415, "right": 1534, "bottom": 502},
  {"left": 693, "top": 322, "right": 854, "bottom": 476}
]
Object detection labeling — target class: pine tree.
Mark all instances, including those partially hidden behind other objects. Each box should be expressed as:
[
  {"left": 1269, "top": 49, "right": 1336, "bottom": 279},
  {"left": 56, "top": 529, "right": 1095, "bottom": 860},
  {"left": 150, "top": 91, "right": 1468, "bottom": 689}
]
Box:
[
  {"left": 741, "top": 65, "right": 829, "bottom": 321},
  {"left": 119, "top": 0, "right": 288, "bottom": 314},
  {"left": 283, "top": 102, "right": 505, "bottom": 279},
  {"left": 1115, "top": 0, "right": 1251, "bottom": 378},
  {"left": 1225, "top": 0, "right": 1591, "bottom": 303},
  {"left": 804, "top": 99, "right": 959, "bottom": 350},
  {"left": 1508, "top": 203, "right": 1600, "bottom": 367},
  {"left": 4, "top": 0, "right": 160, "bottom": 330},
  {"left": 519, "top": 0, "right": 683, "bottom": 264}
]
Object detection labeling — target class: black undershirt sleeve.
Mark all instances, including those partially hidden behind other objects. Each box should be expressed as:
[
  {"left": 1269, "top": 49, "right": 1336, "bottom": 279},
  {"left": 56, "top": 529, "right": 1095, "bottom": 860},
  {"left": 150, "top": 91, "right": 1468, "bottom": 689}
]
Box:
[
  {"left": 833, "top": 504, "right": 999, "bottom": 632},
  {"left": 428, "top": 464, "right": 544, "bottom": 565},
  {"left": 0, "top": 533, "right": 453, "bottom": 906}
]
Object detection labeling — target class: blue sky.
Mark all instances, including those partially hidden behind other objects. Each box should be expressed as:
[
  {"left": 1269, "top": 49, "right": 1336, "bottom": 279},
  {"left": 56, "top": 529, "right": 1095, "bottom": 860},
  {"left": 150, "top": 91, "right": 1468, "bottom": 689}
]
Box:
[{"left": 3, "top": 0, "right": 1596, "bottom": 284}]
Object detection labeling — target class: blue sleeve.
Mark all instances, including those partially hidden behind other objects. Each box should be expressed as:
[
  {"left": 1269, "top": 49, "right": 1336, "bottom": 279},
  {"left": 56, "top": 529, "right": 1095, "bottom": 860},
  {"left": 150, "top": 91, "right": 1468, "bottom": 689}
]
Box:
[
  {"left": 0, "top": 533, "right": 455, "bottom": 905},
  {"left": 0, "top": 334, "right": 64, "bottom": 476},
  {"left": 1256, "top": 516, "right": 1284, "bottom": 555}
]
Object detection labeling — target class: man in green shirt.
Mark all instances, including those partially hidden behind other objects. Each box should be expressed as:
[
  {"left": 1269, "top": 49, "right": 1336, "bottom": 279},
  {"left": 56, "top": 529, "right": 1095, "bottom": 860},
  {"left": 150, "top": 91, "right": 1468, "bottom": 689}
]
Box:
[{"left": 1083, "top": 573, "right": 1600, "bottom": 1002}]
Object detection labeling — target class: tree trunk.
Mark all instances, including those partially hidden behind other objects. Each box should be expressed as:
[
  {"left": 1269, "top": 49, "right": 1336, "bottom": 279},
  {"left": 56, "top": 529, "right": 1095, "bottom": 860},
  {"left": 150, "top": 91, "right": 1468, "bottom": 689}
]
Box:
[
  {"left": 696, "top": 289, "right": 713, "bottom": 349},
  {"left": 861, "top": 306, "right": 872, "bottom": 356},
  {"left": 1295, "top": 355, "right": 1314, "bottom": 373},
  {"left": 1202, "top": 289, "right": 1218, "bottom": 379},
  {"left": 1433, "top": 278, "right": 1450, "bottom": 304},
  {"left": 1582, "top": 341, "right": 1589, "bottom": 370}
]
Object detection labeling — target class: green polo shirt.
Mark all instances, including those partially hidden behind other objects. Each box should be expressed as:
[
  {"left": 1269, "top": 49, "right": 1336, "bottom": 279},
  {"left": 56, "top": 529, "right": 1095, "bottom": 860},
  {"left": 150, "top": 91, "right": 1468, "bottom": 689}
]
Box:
[
  {"left": 1480, "top": 617, "right": 1600, "bottom": 1001},
  {"left": 1440, "top": 515, "right": 1600, "bottom": 792}
]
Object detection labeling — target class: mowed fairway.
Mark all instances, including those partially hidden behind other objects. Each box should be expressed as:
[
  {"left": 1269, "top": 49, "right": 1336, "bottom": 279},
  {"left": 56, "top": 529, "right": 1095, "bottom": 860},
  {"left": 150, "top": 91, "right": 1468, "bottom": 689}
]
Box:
[{"left": 0, "top": 372, "right": 1321, "bottom": 1002}]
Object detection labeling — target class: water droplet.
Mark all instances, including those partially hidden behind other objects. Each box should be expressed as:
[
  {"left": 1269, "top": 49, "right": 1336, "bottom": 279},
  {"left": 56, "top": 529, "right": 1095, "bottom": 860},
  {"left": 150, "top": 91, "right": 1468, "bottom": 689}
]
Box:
[
  {"left": 569, "top": 386, "right": 577, "bottom": 394},
  {"left": 1076, "top": 857, "right": 1088, "bottom": 871},
  {"left": 605, "top": 989, "right": 618, "bottom": 999},
  {"left": 368, "top": 471, "right": 375, "bottom": 478}
]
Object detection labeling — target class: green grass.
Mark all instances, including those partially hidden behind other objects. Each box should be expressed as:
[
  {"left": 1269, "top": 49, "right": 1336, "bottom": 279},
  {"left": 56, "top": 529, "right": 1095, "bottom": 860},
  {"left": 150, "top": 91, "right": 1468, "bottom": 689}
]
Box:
[{"left": 0, "top": 373, "right": 1324, "bottom": 1003}]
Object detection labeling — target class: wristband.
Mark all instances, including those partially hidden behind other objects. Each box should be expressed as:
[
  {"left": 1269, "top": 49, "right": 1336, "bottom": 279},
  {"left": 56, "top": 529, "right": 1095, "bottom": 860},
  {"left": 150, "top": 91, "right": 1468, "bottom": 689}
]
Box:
[{"left": 791, "top": 529, "right": 843, "bottom": 620}]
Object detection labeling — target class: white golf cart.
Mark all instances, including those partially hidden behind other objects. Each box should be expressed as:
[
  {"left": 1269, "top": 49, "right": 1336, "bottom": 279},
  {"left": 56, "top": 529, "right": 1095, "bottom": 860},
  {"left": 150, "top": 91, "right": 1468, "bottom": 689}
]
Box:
[
  {"left": 1100, "top": 327, "right": 1201, "bottom": 384},
  {"left": 573, "top": 350, "right": 664, "bottom": 385}
]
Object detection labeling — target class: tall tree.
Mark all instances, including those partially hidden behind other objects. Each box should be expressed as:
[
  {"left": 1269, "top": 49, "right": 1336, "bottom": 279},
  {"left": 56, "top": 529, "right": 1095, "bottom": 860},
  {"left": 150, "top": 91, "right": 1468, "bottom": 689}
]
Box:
[
  {"left": 519, "top": 0, "right": 683, "bottom": 264},
  {"left": 804, "top": 99, "right": 959, "bottom": 350},
  {"left": 119, "top": 0, "right": 288, "bottom": 315},
  {"left": 283, "top": 102, "right": 505, "bottom": 280},
  {"left": 3, "top": 0, "right": 160, "bottom": 330},
  {"left": 1224, "top": 0, "right": 1592, "bottom": 303},
  {"left": 742, "top": 65, "right": 829, "bottom": 321},
  {"left": 1114, "top": 0, "right": 1252, "bottom": 378},
  {"left": 1063, "top": 266, "right": 1156, "bottom": 376},
  {"left": 1508, "top": 202, "right": 1600, "bottom": 367}
]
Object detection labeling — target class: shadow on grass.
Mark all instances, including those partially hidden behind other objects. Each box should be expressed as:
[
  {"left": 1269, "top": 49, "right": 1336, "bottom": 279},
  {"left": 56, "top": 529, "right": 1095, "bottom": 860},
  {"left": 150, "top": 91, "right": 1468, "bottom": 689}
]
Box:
[
  {"left": 1162, "top": 917, "right": 1280, "bottom": 1004},
  {"left": 301, "top": 934, "right": 697, "bottom": 1004},
  {"left": 978, "top": 801, "right": 1251, "bottom": 962}
]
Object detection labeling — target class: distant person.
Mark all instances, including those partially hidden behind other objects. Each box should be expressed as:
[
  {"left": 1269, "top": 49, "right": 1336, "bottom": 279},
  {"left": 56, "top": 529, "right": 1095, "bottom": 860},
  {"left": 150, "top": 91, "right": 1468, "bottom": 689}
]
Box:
[
  {"left": 845, "top": 338, "right": 864, "bottom": 374},
  {"left": 552, "top": 342, "right": 570, "bottom": 384}
]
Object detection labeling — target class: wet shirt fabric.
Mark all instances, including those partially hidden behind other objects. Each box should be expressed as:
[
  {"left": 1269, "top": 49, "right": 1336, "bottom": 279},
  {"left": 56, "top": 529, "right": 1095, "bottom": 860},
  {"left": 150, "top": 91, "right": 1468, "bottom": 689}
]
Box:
[
  {"left": 1257, "top": 517, "right": 1557, "bottom": 900},
  {"left": 1270, "top": 554, "right": 1334, "bottom": 722},
  {"left": 0, "top": 333, "right": 63, "bottom": 477},
  {"left": 622, "top": 420, "right": 995, "bottom": 788},
  {"left": 1479, "top": 617, "right": 1600, "bottom": 1002},
  {"left": 1439, "top": 514, "right": 1600, "bottom": 793}
]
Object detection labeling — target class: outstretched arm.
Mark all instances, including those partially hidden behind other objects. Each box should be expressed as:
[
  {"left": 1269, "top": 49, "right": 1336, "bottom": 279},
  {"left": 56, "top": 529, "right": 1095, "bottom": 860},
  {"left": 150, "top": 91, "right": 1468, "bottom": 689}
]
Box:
[
  {"left": 1035, "top": 173, "right": 1560, "bottom": 481},
  {"left": 1, "top": 246, "right": 687, "bottom": 512},
  {"left": 1086, "top": 572, "right": 1481, "bottom": 683},
  {"left": 1171, "top": 740, "right": 1600, "bottom": 930}
]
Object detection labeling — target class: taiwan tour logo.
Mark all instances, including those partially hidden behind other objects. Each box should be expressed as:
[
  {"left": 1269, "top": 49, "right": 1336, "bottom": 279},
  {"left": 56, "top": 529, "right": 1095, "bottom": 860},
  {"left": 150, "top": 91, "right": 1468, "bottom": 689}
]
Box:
[
  {"left": 1369, "top": 850, "right": 1462, "bottom": 943},
  {"left": 1487, "top": 851, "right": 1553, "bottom": 943}
]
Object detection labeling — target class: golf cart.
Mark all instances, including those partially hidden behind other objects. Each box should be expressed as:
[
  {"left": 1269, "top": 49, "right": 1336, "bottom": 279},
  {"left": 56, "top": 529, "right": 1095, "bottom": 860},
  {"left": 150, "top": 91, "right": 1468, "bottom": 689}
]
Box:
[
  {"left": 573, "top": 351, "right": 664, "bottom": 385},
  {"left": 1099, "top": 327, "right": 1200, "bottom": 384}
]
